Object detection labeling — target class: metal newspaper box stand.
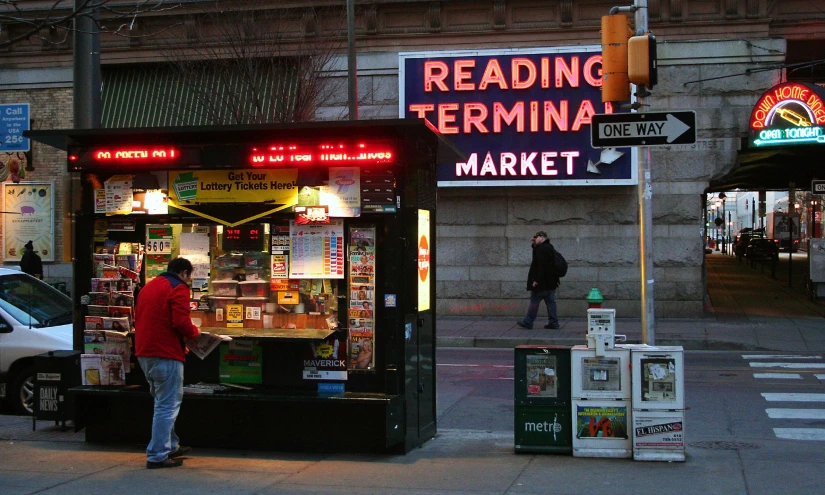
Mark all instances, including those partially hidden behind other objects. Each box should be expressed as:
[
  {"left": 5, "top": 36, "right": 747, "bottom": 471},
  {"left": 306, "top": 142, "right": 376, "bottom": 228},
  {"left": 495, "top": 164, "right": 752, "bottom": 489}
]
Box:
[
  {"left": 571, "top": 309, "right": 632, "bottom": 458},
  {"left": 514, "top": 345, "right": 572, "bottom": 454},
  {"left": 32, "top": 350, "right": 82, "bottom": 430},
  {"left": 630, "top": 346, "right": 686, "bottom": 462}
]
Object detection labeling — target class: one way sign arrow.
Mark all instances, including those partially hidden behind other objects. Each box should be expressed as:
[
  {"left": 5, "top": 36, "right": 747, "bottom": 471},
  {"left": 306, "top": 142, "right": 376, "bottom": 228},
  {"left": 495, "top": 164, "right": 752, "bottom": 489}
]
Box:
[{"left": 591, "top": 111, "right": 696, "bottom": 148}]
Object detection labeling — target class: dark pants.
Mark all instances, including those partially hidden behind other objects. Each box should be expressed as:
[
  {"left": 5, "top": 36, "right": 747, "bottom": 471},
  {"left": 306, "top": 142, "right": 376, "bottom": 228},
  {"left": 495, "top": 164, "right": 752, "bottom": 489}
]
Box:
[{"left": 523, "top": 289, "right": 558, "bottom": 328}]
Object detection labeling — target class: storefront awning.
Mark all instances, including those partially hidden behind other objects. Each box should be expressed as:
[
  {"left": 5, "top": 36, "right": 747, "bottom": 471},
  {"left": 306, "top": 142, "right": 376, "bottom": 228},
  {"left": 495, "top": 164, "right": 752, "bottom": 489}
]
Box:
[{"left": 710, "top": 143, "right": 824, "bottom": 191}]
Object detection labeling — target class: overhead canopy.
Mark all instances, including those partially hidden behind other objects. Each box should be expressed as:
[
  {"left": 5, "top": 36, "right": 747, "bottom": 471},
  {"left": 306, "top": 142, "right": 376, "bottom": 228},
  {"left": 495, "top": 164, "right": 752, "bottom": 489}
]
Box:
[{"left": 710, "top": 142, "right": 825, "bottom": 191}]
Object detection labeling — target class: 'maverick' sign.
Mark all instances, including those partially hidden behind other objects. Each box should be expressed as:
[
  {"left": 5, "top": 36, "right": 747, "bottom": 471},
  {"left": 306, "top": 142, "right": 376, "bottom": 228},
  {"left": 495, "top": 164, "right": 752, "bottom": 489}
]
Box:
[{"left": 399, "top": 46, "right": 636, "bottom": 187}]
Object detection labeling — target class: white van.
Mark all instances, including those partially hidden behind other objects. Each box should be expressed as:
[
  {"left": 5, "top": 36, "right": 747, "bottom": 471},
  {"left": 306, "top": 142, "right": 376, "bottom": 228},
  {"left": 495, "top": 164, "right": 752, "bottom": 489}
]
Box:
[{"left": 0, "top": 268, "right": 73, "bottom": 414}]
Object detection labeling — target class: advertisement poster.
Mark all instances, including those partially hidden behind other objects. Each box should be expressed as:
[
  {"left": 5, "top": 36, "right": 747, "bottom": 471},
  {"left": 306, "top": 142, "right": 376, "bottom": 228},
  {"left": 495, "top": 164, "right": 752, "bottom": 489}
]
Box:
[
  {"left": 3, "top": 182, "right": 54, "bottom": 261},
  {"left": 633, "top": 416, "right": 684, "bottom": 449},
  {"left": 226, "top": 304, "right": 244, "bottom": 328},
  {"left": 303, "top": 338, "right": 347, "bottom": 380},
  {"left": 576, "top": 405, "right": 628, "bottom": 439},
  {"left": 105, "top": 175, "right": 133, "bottom": 215},
  {"left": 417, "top": 209, "right": 431, "bottom": 311},
  {"left": 289, "top": 219, "right": 344, "bottom": 278},
  {"left": 218, "top": 341, "right": 262, "bottom": 384},
  {"left": 321, "top": 167, "right": 361, "bottom": 217},
  {"left": 168, "top": 169, "right": 298, "bottom": 204},
  {"left": 144, "top": 225, "right": 173, "bottom": 283},
  {"left": 526, "top": 354, "right": 558, "bottom": 398}
]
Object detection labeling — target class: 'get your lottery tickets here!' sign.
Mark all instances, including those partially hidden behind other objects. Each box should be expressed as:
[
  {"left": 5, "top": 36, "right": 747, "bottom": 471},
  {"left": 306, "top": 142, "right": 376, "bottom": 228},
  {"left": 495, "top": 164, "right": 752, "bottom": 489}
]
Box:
[{"left": 399, "top": 46, "right": 636, "bottom": 187}]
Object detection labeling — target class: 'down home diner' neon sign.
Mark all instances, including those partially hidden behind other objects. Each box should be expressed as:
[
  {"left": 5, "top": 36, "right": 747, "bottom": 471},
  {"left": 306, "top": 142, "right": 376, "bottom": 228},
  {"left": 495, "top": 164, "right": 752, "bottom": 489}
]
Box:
[{"left": 749, "top": 82, "right": 825, "bottom": 147}]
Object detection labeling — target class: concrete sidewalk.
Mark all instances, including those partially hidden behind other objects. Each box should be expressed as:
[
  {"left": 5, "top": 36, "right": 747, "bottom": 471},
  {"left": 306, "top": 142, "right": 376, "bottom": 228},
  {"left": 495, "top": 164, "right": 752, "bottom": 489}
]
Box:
[{"left": 436, "top": 253, "right": 825, "bottom": 352}]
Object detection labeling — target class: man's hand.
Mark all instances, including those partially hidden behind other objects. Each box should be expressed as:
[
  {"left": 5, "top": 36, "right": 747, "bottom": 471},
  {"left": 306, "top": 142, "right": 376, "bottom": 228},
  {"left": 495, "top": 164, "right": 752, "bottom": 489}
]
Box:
[{"left": 532, "top": 281, "right": 538, "bottom": 288}]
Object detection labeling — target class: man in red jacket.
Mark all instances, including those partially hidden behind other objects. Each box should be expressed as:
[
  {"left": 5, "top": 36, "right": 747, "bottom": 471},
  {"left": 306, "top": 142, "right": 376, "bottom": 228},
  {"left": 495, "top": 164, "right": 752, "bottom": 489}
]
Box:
[{"left": 135, "top": 257, "right": 200, "bottom": 469}]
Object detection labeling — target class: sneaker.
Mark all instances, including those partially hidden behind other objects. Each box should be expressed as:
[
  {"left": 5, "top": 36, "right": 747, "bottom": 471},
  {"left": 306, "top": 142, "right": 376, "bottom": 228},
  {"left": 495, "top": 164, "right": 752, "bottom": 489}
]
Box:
[
  {"left": 169, "top": 445, "right": 192, "bottom": 458},
  {"left": 516, "top": 321, "right": 533, "bottom": 329},
  {"left": 146, "top": 458, "right": 183, "bottom": 469},
  {"left": 544, "top": 324, "right": 560, "bottom": 329}
]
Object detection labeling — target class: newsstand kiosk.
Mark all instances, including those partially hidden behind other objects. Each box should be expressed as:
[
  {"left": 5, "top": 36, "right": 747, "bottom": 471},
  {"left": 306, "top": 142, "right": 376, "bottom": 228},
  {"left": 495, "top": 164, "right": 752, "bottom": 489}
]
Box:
[{"left": 27, "top": 119, "right": 461, "bottom": 454}]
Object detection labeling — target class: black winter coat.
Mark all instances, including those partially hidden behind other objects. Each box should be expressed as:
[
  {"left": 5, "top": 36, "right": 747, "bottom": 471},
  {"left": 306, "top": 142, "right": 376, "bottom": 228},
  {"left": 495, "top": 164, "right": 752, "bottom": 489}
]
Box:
[{"left": 526, "top": 240, "right": 559, "bottom": 291}]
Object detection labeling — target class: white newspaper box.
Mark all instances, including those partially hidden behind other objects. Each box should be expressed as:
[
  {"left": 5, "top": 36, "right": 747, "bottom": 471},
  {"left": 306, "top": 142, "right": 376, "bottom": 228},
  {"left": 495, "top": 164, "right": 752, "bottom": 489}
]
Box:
[
  {"left": 630, "top": 346, "right": 685, "bottom": 462},
  {"left": 571, "top": 345, "right": 632, "bottom": 458}
]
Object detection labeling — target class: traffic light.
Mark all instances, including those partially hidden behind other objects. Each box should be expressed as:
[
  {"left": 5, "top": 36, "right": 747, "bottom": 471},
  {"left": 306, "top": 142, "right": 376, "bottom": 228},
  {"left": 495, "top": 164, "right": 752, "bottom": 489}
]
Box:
[
  {"left": 628, "top": 33, "right": 658, "bottom": 87},
  {"left": 600, "top": 14, "right": 631, "bottom": 103}
]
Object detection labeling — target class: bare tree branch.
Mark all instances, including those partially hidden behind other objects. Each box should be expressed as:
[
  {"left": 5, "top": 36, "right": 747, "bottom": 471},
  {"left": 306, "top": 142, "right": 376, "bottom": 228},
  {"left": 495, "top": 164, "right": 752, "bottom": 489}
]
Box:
[{"left": 0, "top": 0, "right": 182, "bottom": 48}]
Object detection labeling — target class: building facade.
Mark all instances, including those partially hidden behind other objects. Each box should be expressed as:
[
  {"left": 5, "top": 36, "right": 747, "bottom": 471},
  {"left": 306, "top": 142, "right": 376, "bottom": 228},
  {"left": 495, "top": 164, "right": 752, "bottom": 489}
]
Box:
[{"left": 1, "top": 0, "right": 823, "bottom": 316}]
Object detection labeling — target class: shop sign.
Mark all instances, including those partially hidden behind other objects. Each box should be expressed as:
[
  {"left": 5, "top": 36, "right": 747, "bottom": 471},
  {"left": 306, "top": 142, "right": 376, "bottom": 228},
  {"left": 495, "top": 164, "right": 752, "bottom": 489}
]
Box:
[
  {"left": 400, "top": 46, "right": 636, "bottom": 186},
  {"left": 303, "top": 338, "right": 347, "bottom": 380},
  {"left": 2, "top": 182, "right": 55, "bottom": 261},
  {"left": 749, "top": 82, "right": 825, "bottom": 147},
  {"left": 168, "top": 169, "right": 299, "bottom": 204}
]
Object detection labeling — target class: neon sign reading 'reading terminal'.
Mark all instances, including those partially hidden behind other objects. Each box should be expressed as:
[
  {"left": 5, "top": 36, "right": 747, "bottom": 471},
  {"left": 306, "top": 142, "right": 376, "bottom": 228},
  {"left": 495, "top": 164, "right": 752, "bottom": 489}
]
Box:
[{"left": 249, "top": 143, "right": 393, "bottom": 166}]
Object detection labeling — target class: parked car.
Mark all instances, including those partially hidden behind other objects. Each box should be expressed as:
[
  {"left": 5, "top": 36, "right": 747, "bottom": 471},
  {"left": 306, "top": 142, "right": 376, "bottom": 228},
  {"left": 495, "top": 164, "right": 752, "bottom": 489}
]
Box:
[
  {"left": 735, "top": 228, "right": 765, "bottom": 261},
  {"left": 0, "top": 269, "right": 73, "bottom": 414},
  {"left": 745, "top": 238, "right": 779, "bottom": 266}
]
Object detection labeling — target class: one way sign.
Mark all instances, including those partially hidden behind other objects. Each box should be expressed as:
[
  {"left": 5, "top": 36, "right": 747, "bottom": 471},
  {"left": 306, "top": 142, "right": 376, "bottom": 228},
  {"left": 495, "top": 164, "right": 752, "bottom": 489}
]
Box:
[{"left": 591, "top": 111, "right": 696, "bottom": 148}]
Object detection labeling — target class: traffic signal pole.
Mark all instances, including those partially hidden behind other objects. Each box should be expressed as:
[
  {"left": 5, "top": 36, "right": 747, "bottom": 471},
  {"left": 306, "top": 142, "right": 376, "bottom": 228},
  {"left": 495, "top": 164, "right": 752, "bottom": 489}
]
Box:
[{"left": 635, "top": 0, "right": 655, "bottom": 346}]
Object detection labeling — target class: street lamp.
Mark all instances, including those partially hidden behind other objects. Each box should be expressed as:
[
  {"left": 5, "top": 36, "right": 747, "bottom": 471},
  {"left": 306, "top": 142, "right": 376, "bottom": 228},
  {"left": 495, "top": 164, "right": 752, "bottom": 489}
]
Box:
[{"left": 719, "top": 192, "right": 727, "bottom": 254}]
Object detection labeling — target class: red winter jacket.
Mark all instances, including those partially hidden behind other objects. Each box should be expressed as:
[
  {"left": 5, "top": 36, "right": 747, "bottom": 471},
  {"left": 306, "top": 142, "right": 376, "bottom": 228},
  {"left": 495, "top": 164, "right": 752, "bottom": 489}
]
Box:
[{"left": 135, "top": 272, "right": 200, "bottom": 362}]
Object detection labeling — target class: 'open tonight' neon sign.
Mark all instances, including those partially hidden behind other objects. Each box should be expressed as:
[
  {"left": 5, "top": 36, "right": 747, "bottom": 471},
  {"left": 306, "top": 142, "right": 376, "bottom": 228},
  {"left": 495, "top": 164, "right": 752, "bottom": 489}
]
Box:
[{"left": 749, "top": 82, "right": 825, "bottom": 147}]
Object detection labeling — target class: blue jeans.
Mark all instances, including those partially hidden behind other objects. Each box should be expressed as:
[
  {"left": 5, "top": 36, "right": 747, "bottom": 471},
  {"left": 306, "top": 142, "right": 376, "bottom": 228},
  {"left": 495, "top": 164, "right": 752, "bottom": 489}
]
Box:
[
  {"left": 138, "top": 357, "right": 184, "bottom": 463},
  {"left": 523, "top": 290, "right": 558, "bottom": 328}
]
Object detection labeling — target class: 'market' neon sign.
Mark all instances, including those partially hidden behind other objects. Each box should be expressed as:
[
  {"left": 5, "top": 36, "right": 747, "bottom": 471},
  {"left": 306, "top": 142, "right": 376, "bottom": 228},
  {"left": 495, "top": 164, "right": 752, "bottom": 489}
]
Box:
[{"left": 749, "top": 82, "right": 825, "bottom": 147}]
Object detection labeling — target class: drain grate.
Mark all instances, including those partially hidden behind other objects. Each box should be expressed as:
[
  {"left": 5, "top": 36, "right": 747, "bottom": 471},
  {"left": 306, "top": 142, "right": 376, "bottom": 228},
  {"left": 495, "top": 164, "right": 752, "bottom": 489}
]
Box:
[{"left": 690, "top": 440, "right": 761, "bottom": 450}]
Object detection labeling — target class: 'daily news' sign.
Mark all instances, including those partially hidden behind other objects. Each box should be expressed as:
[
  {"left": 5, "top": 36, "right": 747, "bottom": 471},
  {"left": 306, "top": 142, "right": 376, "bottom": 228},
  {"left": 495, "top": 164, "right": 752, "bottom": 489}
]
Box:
[{"left": 399, "top": 46, "right": 636, "bottom": 187}]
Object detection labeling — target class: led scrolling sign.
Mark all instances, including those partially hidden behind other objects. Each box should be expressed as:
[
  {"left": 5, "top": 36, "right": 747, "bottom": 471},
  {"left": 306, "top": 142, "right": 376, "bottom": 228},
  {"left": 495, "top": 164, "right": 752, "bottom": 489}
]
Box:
[
  {"left": 67, "top": 141, "right": 395, "bottom": 169},
  {"left": 749, "top": 82, "right": 825, "bottom": 147}
]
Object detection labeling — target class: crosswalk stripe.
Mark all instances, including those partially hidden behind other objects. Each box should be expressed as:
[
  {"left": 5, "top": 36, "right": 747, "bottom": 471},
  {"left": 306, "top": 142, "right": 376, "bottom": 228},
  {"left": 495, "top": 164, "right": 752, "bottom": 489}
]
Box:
[
  {"left": 754, "top": 373, "right": 801, "bottom": 379},
  {"left": 762, "top": 393, "right": 825, "bottom": 402},
  {"left": 816, "top": 374, "right": 825, "bottom": 380},
  {"left": 749, "top": 363, "right": 825, "bottom": 369},
  {"left": 743, "top": 355, "right": 822, "bottom": 360},
  {"left": 767, "top": 409, "right": 825, "bottom": 419},
  {"left": 773, "top": 428, "right": 825, "bottom": 441}
]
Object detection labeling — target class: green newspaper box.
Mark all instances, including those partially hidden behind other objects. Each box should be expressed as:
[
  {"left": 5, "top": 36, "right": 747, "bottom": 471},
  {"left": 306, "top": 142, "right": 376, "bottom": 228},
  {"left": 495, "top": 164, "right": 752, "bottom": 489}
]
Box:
[{"left": 514, "top": 345, "right": 572, "bottom": 454}]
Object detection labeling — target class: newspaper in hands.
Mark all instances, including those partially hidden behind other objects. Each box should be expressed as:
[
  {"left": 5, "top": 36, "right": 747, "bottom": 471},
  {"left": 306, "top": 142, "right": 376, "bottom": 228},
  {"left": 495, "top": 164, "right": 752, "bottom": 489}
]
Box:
[{"left": 185, "top": 332, "right": 232, "bottom": 360}]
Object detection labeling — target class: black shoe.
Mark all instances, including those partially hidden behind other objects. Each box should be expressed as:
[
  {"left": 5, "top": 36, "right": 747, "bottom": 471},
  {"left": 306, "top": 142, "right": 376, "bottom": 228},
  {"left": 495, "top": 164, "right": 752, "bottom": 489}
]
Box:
[
  {"left": 544, "top": 324, "right": 560, "bottom": 329},
  {"left": 516, "top": 321, "right": 533, "bottom": 329},
  {"left": 169, "top": 445, "right": 192, "bottom": 458},
  {"left": 147, "top": 458, "right": 183, "bottom": 469}
]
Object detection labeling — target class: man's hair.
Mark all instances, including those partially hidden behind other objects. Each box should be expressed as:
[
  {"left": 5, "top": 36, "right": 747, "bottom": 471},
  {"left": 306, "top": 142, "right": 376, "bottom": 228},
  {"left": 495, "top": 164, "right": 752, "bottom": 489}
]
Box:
[{"left": 167, "top": 257, "right": 193, "bottom": 276}]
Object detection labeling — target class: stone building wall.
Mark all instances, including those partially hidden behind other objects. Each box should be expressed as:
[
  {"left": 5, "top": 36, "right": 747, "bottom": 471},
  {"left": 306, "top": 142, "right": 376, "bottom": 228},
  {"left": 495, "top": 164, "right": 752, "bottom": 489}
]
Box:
[{"left": 0, "top": 72, "right": 73, "bottom": 289}]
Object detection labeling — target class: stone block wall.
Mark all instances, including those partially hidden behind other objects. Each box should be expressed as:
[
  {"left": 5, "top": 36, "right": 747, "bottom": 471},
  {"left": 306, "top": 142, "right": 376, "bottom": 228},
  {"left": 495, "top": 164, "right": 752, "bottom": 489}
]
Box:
[{"left": 0, "top": 77, "right": 73, "bottom": 291}]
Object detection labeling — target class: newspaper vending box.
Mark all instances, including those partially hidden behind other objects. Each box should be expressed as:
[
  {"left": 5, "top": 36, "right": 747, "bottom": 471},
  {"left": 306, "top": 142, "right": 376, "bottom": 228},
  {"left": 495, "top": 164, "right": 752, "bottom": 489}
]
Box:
[
  {"left": 513, "top": 345, "right": 572, "bottom": 453},
  {"left": 630, "top": 345, "right": 686, "bottom": 462}
]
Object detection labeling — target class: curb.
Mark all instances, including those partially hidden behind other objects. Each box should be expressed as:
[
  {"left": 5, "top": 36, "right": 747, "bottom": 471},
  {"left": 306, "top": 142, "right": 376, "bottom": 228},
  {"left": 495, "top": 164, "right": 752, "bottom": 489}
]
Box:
[{"left": 435, "top": 337, "right": 773, "bottom": 351}]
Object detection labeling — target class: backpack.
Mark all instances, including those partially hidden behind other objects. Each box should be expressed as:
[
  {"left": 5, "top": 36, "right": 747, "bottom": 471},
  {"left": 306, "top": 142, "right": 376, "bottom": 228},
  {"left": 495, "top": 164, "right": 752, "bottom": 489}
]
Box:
[{"left": 551, "top": 249, "right": 568, "bottom": 278}]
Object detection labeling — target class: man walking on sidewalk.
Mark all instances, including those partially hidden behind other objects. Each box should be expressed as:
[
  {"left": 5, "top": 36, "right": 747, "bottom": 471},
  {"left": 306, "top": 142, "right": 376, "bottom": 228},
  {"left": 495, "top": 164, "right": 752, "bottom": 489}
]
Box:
[
  {"left": 517, "top": 231, "right": 560, "bottom": 330},
  {"left": 135, "top": 257, "right": 201, "bottom": 469}
]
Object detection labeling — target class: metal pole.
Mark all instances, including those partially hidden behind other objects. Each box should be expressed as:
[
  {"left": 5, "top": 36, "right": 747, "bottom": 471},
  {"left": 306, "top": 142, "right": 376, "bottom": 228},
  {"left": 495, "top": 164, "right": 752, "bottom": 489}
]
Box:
[
  {"left": 789, "top": 183, "right": 794, "bottom": 288},
  {"left": 721, "top": 198, "right": 726, "bottom": 254},
  {"left": 634, "top": 0, "right": 654, "bottom": 345},
  {"left": 73, "top": 0, "right": 101, "bottom": 129},
  {"left": 347, "top": 0, "right": 358, "bottom": 120}
]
